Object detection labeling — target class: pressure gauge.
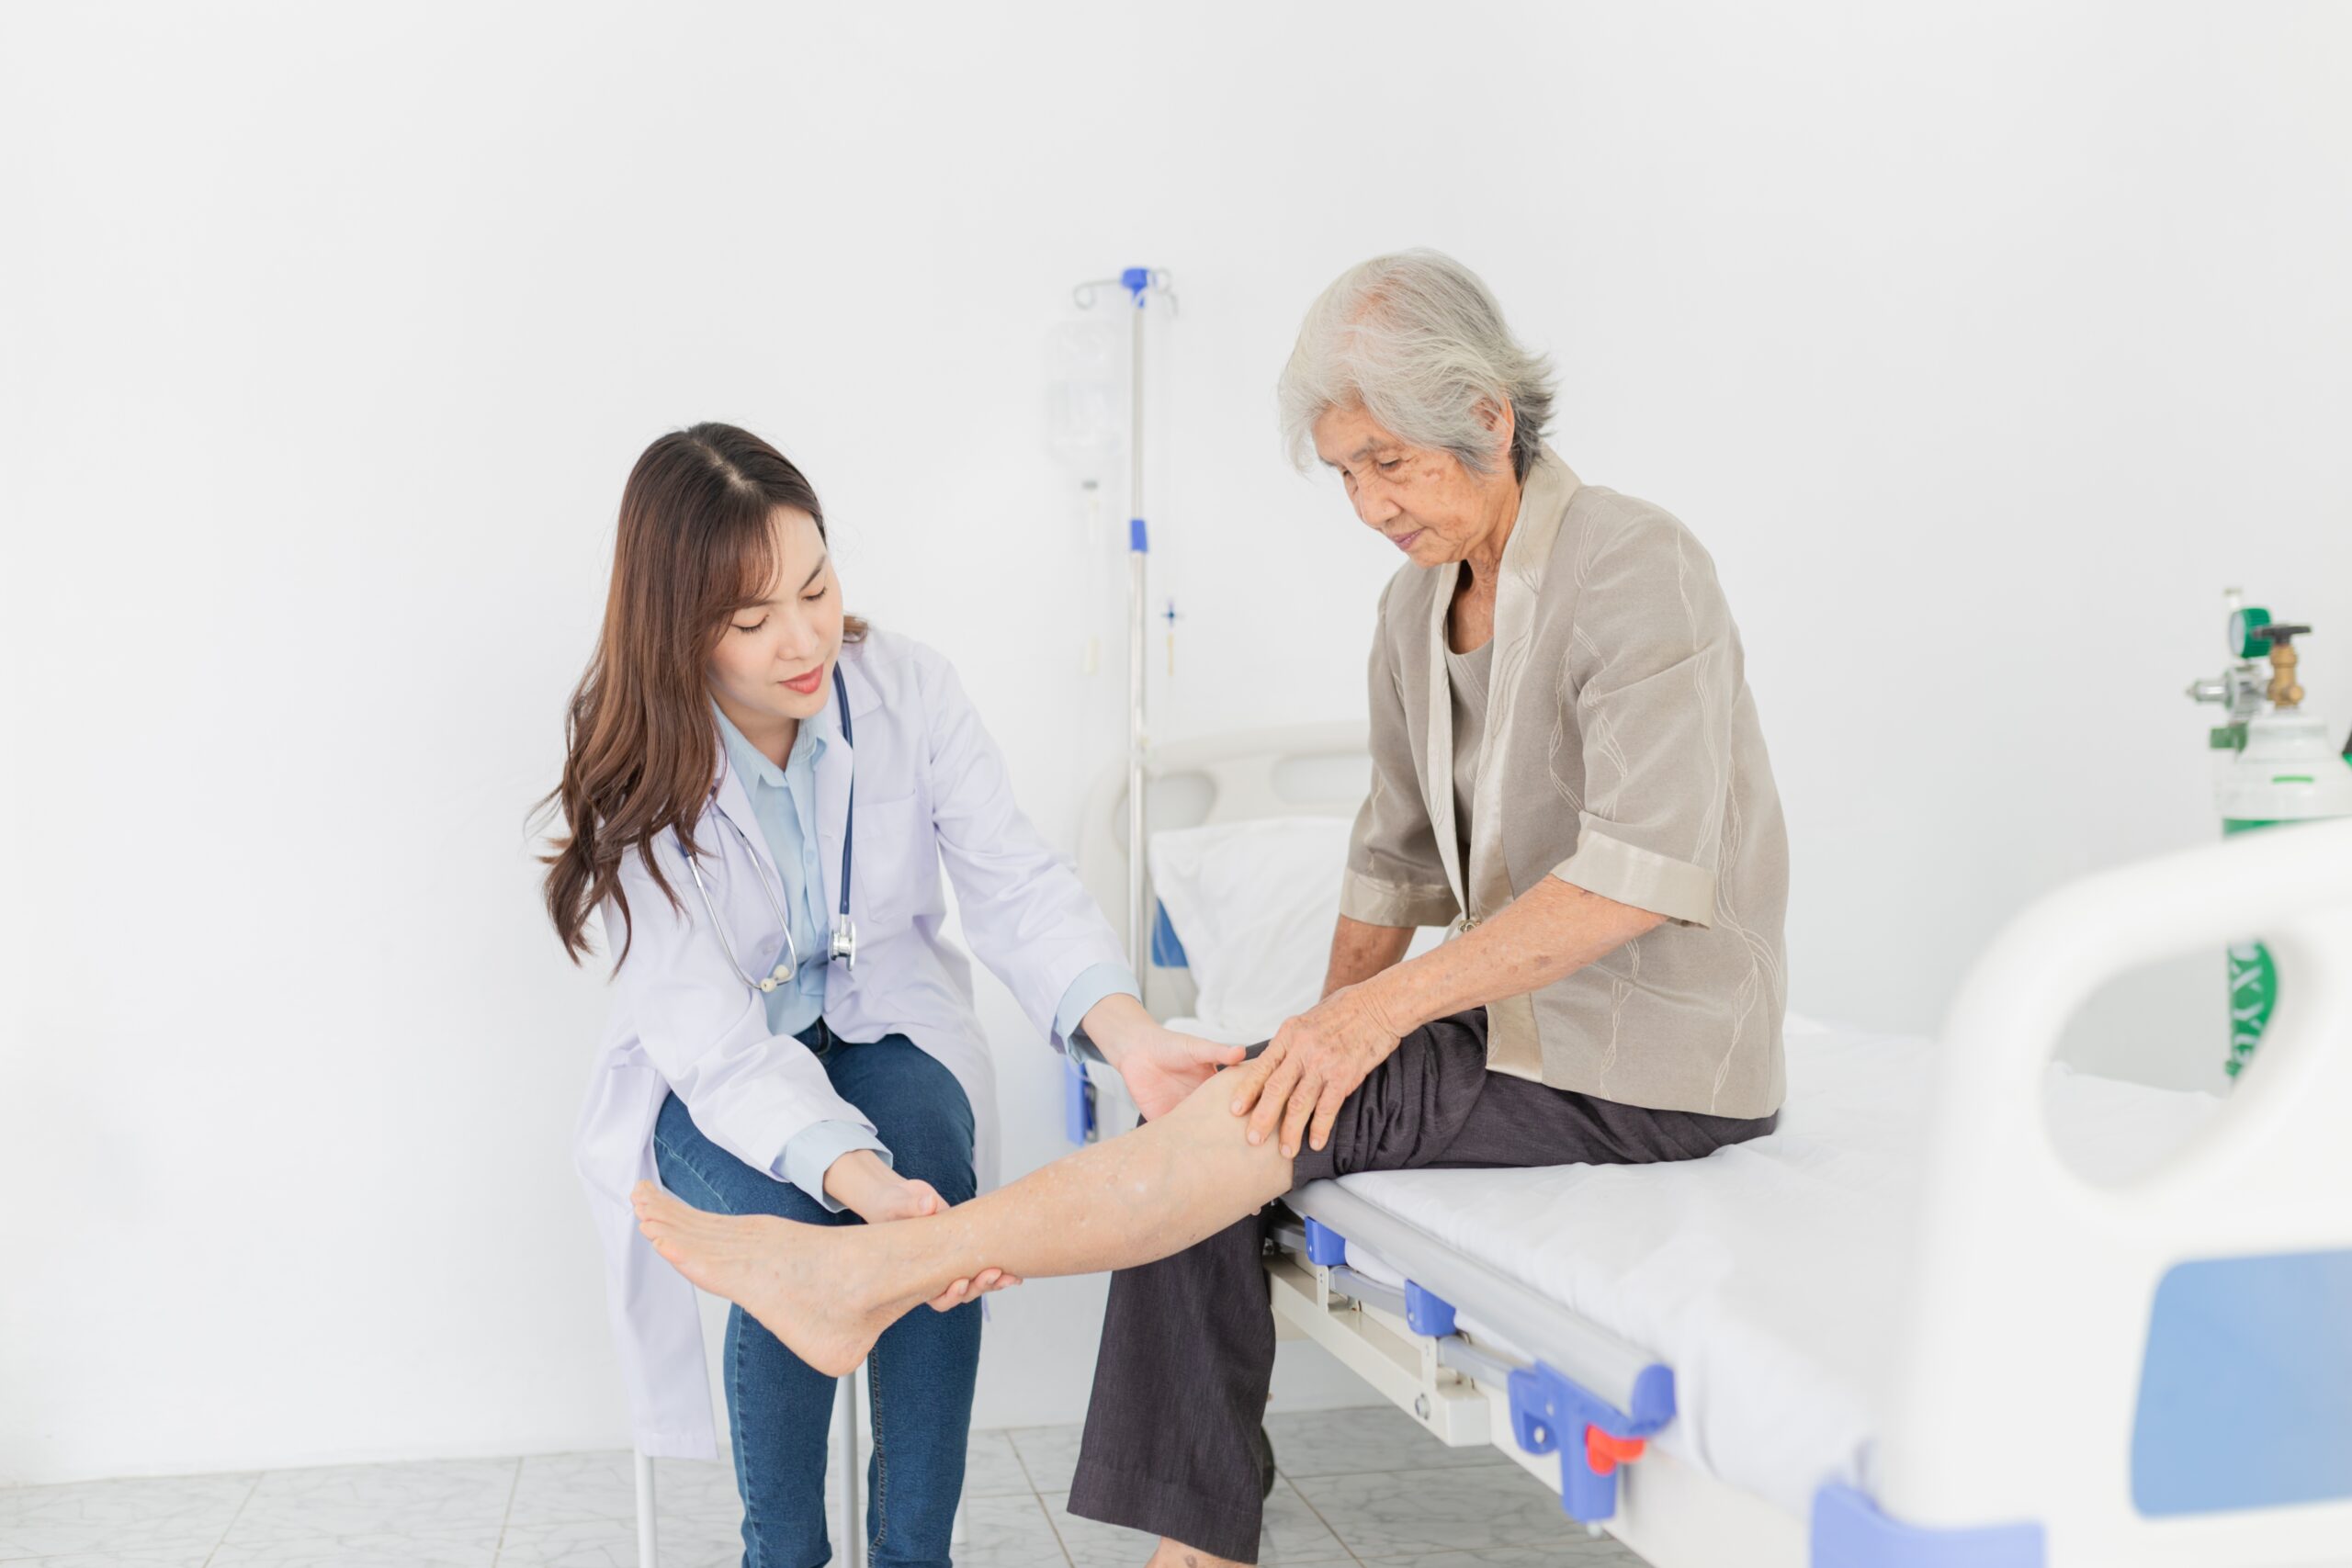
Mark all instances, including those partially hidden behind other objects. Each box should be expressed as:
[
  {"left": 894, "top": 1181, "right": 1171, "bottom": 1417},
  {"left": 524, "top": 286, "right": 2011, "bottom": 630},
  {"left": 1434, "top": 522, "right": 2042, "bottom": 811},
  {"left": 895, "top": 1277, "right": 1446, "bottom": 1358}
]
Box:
[{"left": 2231, "top": 604, "right": 2273, "bottom": 660}]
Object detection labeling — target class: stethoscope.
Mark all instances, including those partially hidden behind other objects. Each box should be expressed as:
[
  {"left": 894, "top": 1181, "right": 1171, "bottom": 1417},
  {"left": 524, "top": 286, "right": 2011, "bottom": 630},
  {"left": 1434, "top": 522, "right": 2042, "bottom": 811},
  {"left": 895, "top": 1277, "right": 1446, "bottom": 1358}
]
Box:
[{"left": 684, "top": 663, "right": 858, "bottom": 991}]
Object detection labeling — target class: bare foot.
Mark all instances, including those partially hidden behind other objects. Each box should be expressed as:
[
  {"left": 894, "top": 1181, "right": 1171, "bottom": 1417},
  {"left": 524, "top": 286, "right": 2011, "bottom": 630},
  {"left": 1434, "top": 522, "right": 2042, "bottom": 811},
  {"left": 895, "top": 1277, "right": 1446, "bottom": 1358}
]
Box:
[{"left": 631, "top": 1180, "right": 891, "bottom": 1377}]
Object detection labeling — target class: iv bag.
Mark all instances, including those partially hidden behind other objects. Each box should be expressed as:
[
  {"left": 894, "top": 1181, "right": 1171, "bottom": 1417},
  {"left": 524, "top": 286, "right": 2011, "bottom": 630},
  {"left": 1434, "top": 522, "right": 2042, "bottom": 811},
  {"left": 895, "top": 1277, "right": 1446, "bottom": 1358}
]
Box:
[{"left": 1045, "top": 316, "right": 1125, "bottom": 486}]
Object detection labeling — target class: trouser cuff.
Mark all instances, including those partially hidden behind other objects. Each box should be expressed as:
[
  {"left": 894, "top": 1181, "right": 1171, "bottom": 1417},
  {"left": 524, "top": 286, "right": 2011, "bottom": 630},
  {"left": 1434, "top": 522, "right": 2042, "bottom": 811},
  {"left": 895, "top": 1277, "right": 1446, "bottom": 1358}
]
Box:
[{"left": 1066, "top": 1457, "right": 1261, "bottom": 1564}]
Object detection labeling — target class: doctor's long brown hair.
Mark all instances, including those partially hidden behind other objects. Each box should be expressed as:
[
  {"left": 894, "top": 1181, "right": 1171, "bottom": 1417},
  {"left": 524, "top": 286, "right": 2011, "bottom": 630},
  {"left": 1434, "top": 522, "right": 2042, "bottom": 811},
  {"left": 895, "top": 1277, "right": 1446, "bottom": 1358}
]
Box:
[{"left": 538, "top": 423, "right": 867, "bottom": 965}]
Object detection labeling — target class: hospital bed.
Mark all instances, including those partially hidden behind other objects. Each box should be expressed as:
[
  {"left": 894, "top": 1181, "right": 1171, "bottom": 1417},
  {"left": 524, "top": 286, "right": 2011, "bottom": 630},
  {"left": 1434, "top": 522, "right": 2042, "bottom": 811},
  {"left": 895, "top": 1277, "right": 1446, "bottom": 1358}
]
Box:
[{"left": 1074, "top": 727, "right": 2352, "bottom": 1567}]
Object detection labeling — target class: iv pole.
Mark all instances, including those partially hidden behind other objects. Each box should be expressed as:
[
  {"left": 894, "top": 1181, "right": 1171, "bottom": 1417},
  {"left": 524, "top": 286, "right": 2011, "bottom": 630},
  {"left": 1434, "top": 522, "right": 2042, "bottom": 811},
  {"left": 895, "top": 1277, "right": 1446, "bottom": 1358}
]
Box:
[{"left": 1072, "top": 266, "right": 1174, "bottom": 978}]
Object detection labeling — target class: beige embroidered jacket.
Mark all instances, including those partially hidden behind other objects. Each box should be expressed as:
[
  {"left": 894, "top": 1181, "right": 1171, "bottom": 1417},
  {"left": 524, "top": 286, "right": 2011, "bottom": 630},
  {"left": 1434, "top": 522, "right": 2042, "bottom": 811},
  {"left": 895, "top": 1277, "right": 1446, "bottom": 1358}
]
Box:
[{"left": 1340, "top": 446, "right": 1789, "bottom": 1118}]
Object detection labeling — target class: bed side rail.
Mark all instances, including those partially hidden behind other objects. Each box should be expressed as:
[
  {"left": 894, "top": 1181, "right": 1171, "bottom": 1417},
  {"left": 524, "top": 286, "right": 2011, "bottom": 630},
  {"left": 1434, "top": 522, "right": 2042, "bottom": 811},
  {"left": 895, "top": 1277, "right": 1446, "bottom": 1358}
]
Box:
[{"left": 1279, "top": 1181, "right": 1675, "bottom": 1526}]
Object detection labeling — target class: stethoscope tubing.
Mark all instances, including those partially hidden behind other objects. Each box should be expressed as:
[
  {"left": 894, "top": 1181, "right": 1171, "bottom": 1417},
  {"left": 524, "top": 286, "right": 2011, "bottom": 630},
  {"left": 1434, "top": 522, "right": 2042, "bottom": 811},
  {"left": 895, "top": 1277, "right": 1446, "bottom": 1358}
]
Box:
[{"left": 682, "top": 662, "right": 858, "bottom": 994}]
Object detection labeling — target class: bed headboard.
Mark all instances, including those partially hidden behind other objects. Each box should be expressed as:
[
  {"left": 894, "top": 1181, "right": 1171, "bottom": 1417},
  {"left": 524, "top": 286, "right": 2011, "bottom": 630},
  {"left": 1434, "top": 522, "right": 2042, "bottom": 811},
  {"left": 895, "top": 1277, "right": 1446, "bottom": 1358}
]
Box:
[{"left": 1077, "top": 722, "right": 1372, "bottom": 1019}]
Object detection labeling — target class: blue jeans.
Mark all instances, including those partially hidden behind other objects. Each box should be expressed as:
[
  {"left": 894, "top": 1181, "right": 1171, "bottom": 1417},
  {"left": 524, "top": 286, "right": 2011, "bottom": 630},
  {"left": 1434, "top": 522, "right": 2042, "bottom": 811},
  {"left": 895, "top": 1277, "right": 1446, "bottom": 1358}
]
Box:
[{"left": 653, "top": 1029, "right": 978, "bottom": 1568}]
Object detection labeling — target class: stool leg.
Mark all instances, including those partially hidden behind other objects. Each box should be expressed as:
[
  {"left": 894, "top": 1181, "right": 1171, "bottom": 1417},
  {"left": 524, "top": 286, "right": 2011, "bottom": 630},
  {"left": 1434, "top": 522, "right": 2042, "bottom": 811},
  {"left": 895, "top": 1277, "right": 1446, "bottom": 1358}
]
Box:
[
  {"left": 835, "top": 1368, "right": 864, "bottom": 1568},
  {"left": 633, "top": 1449, "right": 659, "bottom": 1568}
]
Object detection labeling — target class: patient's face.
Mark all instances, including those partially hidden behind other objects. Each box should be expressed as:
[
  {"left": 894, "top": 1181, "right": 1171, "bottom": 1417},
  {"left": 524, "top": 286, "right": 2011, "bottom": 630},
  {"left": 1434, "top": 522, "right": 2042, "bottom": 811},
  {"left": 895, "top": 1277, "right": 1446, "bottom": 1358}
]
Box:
[
  {"left": 1311, "top": 402, "right": 1510, "bottom": 570},
  {"left": 707, "top": 507, "right": 845, "bottom": 744}
]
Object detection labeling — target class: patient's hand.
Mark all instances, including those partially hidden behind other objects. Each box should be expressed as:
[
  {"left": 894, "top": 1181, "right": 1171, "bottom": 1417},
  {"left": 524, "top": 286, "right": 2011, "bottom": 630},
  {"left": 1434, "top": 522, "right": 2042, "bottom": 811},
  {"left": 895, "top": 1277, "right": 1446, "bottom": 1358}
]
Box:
[{"left": 1231, "top": 985, "right": 1406, "bottom": 1158}]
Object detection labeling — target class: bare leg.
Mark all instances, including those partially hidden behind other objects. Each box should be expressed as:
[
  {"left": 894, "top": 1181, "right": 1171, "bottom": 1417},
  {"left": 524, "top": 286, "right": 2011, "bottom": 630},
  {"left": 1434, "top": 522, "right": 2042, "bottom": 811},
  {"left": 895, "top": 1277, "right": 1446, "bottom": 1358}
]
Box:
[{"left": 633, "top": 1066, "right": 1293, "bottom": 1378}]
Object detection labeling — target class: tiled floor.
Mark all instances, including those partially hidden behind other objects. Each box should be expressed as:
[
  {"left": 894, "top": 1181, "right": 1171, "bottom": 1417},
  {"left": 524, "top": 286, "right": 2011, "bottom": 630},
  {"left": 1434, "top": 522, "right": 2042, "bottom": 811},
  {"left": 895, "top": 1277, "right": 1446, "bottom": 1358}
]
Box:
[{"left": 0, "top": 1405, "right": 1644, "bottom": 1566}]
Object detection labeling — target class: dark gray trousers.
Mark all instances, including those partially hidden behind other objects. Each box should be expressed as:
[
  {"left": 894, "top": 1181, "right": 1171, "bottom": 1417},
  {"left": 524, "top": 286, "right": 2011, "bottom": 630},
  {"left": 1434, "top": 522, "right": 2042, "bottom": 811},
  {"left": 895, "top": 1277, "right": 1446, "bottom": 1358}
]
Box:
[{"left": 1064, "top": 1008, "right": 1777, "bottom": 1563}]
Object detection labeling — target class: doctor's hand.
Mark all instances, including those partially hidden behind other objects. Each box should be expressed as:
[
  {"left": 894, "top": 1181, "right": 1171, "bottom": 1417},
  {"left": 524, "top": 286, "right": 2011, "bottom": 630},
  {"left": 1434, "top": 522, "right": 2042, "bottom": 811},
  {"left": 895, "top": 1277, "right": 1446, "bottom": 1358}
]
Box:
[
  {"left": 1229, "top": 984, "right": 1408, "bottom": 1159},
  {"left": 823, "top": 1150, "right": 946, "bottom": 1224},
  {"left": 823, "top": 1151, "right": 1022, "bottom": 1310},
  {"left": 1080, "top": 994, "right": 1248, "bottom": 1122}
]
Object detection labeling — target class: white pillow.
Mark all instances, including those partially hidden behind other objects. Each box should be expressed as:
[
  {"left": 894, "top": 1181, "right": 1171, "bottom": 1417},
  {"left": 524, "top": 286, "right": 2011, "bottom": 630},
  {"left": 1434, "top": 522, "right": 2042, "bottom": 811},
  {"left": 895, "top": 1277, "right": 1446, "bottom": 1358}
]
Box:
[{"left": 1149, "top": 817, "right": 1445, "bottom": 1041}]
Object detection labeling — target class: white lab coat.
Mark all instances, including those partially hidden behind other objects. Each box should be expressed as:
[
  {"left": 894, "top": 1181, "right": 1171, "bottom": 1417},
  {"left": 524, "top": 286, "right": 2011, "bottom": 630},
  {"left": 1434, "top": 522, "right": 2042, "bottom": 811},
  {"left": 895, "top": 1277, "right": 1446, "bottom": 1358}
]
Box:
[{"left": 573, "top": 627, "right": 1125, "bottom": 1460}]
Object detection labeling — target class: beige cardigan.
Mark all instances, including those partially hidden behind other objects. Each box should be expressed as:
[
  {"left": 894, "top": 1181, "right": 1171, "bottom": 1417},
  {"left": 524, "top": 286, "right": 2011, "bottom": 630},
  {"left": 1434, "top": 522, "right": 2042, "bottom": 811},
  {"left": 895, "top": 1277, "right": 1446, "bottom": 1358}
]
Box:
[{"left": 1340, "top": 446, "right": 1789, "bottom": 1119}]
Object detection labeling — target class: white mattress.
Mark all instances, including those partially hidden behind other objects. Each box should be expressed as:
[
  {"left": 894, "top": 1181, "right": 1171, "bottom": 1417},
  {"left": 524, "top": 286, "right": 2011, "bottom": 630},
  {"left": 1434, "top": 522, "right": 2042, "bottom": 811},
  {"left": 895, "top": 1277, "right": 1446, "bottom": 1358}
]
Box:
[{"left": 1204, "top": 1017, "right": 2222, "bottom": 1517}]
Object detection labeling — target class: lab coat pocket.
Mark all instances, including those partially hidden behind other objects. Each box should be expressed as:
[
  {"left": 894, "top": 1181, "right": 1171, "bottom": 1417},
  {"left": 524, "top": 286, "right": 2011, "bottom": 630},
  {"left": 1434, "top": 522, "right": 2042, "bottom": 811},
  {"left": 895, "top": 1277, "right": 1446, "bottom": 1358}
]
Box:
[{"left": 853, "top": 793, "right": 941, "bottom": 930}]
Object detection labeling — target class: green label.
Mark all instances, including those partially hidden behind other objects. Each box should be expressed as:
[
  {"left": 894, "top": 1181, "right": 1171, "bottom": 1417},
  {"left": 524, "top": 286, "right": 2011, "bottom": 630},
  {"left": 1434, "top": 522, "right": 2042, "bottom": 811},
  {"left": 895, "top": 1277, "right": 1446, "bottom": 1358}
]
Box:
[
  {"left": 2226, "top": 941, "right": 2277, "bottom": 1079},
  {"left": 2221, "top": 819, "right": 2284, "bottom": 1077}
]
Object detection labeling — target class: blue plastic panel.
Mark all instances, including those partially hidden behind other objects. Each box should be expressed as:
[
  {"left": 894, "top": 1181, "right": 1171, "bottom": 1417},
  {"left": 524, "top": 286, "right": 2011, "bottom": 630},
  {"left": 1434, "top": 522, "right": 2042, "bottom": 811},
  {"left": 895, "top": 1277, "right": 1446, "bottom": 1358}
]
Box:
[
  {"left": 1809, "top": 1484, "right": 2042, "bottom": 1567},
  {"left": 2131, "top": 1247, "right": 2352, "bottom": 1515},
  {"left": 1062, "top": 1057, "right": 1094, "bottom": 1145},
  {"left": 1150, "top": 899, "right": 1189, "bottom": 968}
]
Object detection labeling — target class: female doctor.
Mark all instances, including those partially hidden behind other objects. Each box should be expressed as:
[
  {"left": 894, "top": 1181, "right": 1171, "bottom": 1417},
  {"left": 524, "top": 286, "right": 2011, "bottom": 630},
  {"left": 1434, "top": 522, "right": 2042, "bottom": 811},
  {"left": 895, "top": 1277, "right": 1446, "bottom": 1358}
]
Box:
[{"left": 543, "top": 423, "right": 1238, "bottom": 1568}]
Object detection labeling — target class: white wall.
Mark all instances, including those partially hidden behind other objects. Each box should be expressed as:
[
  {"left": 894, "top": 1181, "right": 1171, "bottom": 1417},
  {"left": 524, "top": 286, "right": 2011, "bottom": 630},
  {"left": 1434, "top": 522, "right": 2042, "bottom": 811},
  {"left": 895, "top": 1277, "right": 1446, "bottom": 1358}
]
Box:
[{"left": 4, "top": 1, "right": 2347, "bottom": 1485}]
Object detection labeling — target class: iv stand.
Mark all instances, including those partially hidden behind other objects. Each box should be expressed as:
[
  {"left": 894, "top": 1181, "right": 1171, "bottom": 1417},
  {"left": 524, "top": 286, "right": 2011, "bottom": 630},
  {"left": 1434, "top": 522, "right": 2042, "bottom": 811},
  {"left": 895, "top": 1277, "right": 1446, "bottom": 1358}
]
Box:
[{"left": 1072, "top": 267, "right": 1175, "bottom": 977}]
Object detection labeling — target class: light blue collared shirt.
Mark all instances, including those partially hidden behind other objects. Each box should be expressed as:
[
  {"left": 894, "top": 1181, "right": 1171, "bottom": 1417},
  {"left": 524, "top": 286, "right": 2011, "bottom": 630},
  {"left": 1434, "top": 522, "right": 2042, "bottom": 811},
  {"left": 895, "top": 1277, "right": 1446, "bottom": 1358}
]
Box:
[
  {"left": 714, "top": 704, "right": 888, "bottom": 1212},
  {"left": 713, "top": 703, "right": 1141, "bottom": 1211}
]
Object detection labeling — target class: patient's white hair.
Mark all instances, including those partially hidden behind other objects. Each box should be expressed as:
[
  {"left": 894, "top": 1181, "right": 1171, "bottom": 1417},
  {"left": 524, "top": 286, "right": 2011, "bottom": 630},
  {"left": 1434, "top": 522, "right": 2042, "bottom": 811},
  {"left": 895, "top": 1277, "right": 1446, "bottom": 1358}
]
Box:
[{"left": 1278, "top": 249, "right": 1555, "bottom": 482}]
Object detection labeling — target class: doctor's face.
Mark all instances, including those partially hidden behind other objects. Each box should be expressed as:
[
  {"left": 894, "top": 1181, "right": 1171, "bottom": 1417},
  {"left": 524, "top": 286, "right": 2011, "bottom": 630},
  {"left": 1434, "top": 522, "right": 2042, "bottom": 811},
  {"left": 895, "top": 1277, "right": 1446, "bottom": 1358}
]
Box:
[
  {"left": 1311, "top": 402, "right": 1511, "bottom": 570},
  {"left": 707, "top": 506, "right": 844, "bottom": 740}
]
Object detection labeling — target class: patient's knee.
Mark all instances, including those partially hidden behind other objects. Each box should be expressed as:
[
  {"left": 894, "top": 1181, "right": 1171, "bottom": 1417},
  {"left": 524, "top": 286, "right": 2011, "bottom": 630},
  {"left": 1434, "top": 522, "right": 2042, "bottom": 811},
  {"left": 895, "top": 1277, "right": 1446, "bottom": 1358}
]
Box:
[{"left": 1168, "top": 1066, "right": 1276, "bottom": 1137}]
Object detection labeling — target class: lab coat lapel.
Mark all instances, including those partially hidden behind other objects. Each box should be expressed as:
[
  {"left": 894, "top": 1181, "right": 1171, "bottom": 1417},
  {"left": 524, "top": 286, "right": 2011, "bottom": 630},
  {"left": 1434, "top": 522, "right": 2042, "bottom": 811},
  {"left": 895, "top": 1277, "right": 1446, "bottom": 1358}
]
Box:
[{"left": 1424, "top": 561, "right": 1467, "bottom": 917}]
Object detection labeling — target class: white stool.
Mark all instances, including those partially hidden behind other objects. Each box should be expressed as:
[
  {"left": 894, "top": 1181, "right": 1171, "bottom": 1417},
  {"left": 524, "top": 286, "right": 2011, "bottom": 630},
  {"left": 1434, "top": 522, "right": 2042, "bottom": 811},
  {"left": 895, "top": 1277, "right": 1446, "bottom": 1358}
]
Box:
[{"left": 632, "top": 1365, "right": 963, "bottom": 1568}]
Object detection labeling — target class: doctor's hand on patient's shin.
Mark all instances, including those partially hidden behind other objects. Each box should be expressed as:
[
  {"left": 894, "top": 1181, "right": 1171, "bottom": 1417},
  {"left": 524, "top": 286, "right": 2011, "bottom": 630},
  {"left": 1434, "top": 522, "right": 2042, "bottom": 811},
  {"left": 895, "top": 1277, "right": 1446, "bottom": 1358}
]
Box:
[
  {"left": 824, "top": 1151, "right": 1021, "bottom": 1309},
  {"left": 1232, "top": 985, "right": 1406, "bottom": 1160}
]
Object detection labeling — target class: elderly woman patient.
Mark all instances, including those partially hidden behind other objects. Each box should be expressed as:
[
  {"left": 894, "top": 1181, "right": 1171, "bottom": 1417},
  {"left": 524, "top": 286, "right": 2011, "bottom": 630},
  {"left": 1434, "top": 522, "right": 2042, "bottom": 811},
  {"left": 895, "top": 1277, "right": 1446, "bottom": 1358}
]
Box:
[{"left": 631, "top": 249, "right": 1789, "bottom": 1567}]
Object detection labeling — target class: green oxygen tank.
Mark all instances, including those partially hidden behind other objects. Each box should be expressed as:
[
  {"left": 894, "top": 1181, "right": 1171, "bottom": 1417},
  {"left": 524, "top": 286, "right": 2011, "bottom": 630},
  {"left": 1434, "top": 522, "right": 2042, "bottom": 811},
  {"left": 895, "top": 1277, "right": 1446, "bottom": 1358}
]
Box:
[{"left": 2186, "top": 591, "right": 2352, "bottom": 1079}]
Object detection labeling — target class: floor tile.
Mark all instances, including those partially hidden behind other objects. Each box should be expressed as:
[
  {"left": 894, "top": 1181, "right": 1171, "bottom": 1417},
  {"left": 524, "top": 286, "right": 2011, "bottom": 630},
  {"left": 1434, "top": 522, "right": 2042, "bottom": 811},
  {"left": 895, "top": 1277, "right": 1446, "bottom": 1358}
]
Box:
[
  {"left": 209, "top": 1531, "right": 502, "bottom": 1568},
  {"left": 210, "top": 1458, "right": 516, "bottom": 1568},
  {"left": 0, "top": 1472, "right": 256, "bottom": 1561},
  {"left": 956, "top": 1492, "right": 1071, "bottom": 1568},
  {"left": 508, "top": 1451, "right": 739, "bottom": 1527},
  {"left": 1045, "top": 1479, "right": 1351, "bottom": 1567},
  {"left": 1292, "top": 1463, "right": 1576, "bottom": 1559},
  {"left": 494, "top": 1507, "right": 742, "bottom": 1568},
  {"left": 1347, "top": 1536, "right": 1648, "bottom": 1565},
  {"left": 960, "top": 1430, "right": 1032, "bottom": 1499},
  {"left": 1003, "top": 1423, "right": 1085, "bottom": 1495},
  {"left": 1265, "top": 1404, "right": 1513, "bottom": 1479}
]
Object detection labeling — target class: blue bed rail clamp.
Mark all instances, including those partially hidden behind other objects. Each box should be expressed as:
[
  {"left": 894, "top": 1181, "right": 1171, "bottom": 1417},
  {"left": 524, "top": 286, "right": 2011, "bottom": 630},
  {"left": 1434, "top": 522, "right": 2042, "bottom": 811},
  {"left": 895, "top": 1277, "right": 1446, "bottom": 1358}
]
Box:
[
  {"left": 1508, "top": 1359, "right": 1677, "bottom": 1523},
  {"left": 1302, "top": 1216, "right": 1348, "bottom": 1267},
  {"left": 1404, "top": 1280, "right": 1457, "bottom": 1337},
  {"left": 1808, "top": 1484, "right": 2043, "bottom": 1568}
]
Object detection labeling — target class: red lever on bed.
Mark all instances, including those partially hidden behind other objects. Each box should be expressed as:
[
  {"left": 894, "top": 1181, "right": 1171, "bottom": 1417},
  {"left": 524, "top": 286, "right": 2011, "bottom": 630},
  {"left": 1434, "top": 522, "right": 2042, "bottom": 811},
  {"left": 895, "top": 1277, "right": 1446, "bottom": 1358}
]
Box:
[{"left": 1585, "top": 1427, "right": 1647, "bottom": 1475}]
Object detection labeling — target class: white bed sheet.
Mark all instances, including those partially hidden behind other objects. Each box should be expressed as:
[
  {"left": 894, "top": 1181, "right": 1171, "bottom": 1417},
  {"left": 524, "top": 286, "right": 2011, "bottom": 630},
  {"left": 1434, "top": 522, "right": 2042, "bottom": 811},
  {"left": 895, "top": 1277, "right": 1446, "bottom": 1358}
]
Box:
[{"left": 1184, "top": 1015, "right": 2222, "bottom": 1517}]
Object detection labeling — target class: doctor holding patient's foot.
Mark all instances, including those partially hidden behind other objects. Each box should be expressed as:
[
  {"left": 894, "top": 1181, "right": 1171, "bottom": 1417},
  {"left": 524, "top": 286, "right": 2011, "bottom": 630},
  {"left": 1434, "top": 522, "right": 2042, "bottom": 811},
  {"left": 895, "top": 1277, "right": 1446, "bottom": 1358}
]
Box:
[{"left": 567, "top": 250, "right": 1786, "bottom": 1568}]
